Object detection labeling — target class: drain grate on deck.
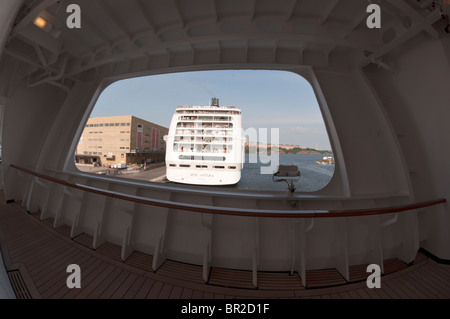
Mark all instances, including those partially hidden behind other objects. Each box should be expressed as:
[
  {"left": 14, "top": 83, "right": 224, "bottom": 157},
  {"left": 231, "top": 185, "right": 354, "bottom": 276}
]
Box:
[
  {"left": 8, "top": 269, "right": 32, "bottom": 299},
  {"left": 7, "top": 264, "right": 41, "bottom": 299}
]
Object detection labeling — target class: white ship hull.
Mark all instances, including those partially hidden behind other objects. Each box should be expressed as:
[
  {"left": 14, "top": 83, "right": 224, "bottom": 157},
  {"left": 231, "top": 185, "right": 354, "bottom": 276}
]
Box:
[
  {"left": 165, "top": 101, "right": 244, "bottom": 186},
  {"left": 166, "top": 167, "right": 241, "bottom": 185}
]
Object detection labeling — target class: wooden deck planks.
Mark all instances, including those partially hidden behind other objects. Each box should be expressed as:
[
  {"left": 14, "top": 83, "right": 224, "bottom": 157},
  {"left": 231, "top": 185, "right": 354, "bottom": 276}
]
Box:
[
  {"left": 191, "top": 289, "right": 204, "bottom": 299},
  {"left": 47, "top": 257, "right": 101, "bottom": 299},
  {"left": 133, "top": 277, "right": 156, "bottom": 299},
  {"left": 380, "top": 280, "right": 404, "bottom": 299},
  {"left": 109, "top": 273, "right": 139, "bottom": 299},
  {"left": 393, "top": 275, "right": 430, "bottom": 299},
  {"left": 8, "top": 233, "right": 63, "bottom": 263},
  {"left": 156, "top": 260, "right": 204, "bottom": 284},
  {"left": 122, "top": 274, "right": 147, "bottom": 299},
  {"left": 27, "top": 241, "right": 78, "bottom": 277},
  {"left": 57, "top": 259, "right": 105, "bottom": 299},
  {"left": 349, "top": 263, "right": 370, "bottom": 283},
  {"left": 32, "top": 248, "right": 83, "bottom": 287},
  {"left": 55, "top": 225, "right": 71, "bottom": 238},
  {"left": 73, "top": 233, "right": 94, "bottom": 249},
  {"left": 410, "top": 265, "right": 443, "bottom": 298},
  {"left": 305, "top": 268, "right": 347, "bottom": 288},
  {"left": 86, "top": 267, "right": 124, "bottom": 299},
  {"left": 98, "top": 270, "right": 130, "bottom": 299},
  {"left": 6, "top": 230, "right": 54, "bottom": 255},
  {"left": 208, "top": 267, "right": 255, "bottom": 289},
  {"left": 124, "top": 251, "right": 154, "bottom": 272},
  {"left": 3, "top": 201, "right": 450, "bottom": 299},
  {"left": 39, "top": 251, "right": 94, "bottom": 298},
  {"left": 96, "top": 242, "right": 122, "bottom": 262},
  {"left": 157, "top": 283, "right": 174, "bottom": 299},
  {"left": 413, "top": 251, "right": 428, "bottom": 265},
  {"left": 169, "top": 285, "right": 184, "bottom": 299},
  {"left": 41, "top": 217, "right": 55, "bottom": 229},
  {"left": 180, "top": 288, "right": 194, "bottom": 299},
  {"left": 3, "top": 223, "right": 43, "bottom": 243},
  {"left": 75, "top": 264, "right": 117, "bottom": 299},
  {"left": 257, "top": 272, "right": 304, "bottom": 290},
  {"left": 145, "top": 280, "right": 164, "bottom": 299},
  {"left": 383, "top": 258, "right": 408, "bottom": 275},
  {"left": 416, "top": 263, "right": 450, "bottom": 298}
]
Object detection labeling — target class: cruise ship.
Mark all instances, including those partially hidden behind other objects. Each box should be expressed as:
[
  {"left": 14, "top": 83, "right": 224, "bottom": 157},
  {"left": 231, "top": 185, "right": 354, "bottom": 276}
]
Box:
[
  {"left": 1, "top": 0, "right": 450, "bottom": 301},
  {"left": 165, "top": 98, "right": 244, "bottom": 185}
]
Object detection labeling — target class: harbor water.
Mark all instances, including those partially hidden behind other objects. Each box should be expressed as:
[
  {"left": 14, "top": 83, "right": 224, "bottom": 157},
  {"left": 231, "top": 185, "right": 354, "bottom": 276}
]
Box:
[{"left": 233, "top": 154, "right": 334, "bottom": 192}]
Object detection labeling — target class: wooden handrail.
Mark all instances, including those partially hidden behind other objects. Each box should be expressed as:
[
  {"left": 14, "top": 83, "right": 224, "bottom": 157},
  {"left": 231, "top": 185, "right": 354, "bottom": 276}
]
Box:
[{"left": 10, "top": 164, "right": 447, "bottom": 219}]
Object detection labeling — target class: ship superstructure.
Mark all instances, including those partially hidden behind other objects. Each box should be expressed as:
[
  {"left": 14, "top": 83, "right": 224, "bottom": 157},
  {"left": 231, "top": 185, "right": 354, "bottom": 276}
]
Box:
[{"left": 164, "top": 98, "right": 244, "bottom": 185}]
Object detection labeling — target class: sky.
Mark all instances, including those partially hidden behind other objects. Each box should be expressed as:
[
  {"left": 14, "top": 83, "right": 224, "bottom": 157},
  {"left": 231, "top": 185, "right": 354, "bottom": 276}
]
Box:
[{"left": 90, "top": 69, "right": 332, "bottom": 150}]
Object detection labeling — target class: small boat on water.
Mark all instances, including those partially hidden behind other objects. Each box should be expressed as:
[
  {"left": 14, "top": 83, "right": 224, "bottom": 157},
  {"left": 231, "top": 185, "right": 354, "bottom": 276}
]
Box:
[{"left": 316, "top": 156, "right": 335, "bottom": 165}]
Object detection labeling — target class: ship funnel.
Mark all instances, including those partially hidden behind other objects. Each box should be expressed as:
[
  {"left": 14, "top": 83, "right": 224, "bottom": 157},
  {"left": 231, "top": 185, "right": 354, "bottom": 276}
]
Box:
[{"left": 210, "top": 97, "right": 219, "bottom": 106}]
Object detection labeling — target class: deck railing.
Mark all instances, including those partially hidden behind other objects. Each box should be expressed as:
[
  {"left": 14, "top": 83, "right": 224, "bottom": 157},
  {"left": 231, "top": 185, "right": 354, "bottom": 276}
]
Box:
[{"left": 10, "top": 164, "right": 447, "bottom": 218}]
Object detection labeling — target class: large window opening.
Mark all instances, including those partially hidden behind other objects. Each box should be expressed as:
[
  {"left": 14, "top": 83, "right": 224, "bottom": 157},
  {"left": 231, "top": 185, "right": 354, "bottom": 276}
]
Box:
[{"left": 74, "top": 70, "right": 334, "bottom": 192}]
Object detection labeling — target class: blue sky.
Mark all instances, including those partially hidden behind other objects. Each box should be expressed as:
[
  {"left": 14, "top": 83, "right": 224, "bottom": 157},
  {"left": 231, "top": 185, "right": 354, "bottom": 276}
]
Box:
[{"left": 90, "top": 69, "right": 332, "bottom": 150}]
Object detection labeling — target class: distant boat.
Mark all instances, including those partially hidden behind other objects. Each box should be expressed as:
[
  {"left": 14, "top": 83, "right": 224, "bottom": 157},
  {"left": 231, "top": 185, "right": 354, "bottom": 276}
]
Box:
[
  {"left": 316, "top": 156, "right": 335, "bottom": 165},
  {"left": 164, "top": 98, "right": 245, "bottom": 185}
]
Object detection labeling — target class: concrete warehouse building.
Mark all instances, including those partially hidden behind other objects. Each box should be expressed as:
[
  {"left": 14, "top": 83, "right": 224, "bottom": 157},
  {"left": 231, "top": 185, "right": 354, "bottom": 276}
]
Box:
[{"left": 75, "top": 115, "right": 168, "bottom": 166}]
